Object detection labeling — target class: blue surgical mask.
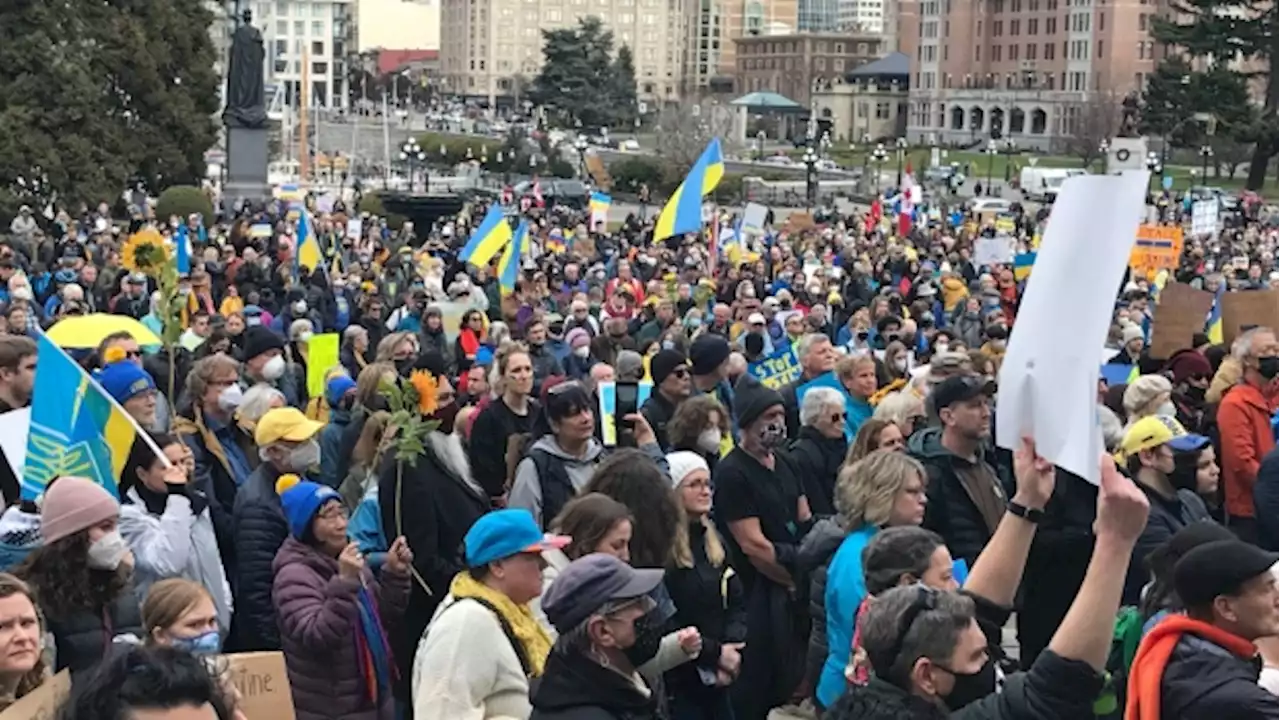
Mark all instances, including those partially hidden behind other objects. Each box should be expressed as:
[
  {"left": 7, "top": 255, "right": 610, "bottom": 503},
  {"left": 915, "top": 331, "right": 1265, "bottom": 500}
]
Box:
[{"left": 171, "top": 630, "right": 221, "bottom": 656}]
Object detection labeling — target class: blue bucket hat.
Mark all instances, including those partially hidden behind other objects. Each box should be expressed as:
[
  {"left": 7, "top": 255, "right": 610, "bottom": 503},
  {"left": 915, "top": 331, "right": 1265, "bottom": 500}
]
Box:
[
  {"left": 464, "top": 509, "right": 570, "bottom": 568},
  {"left": 95, "top": 361, "right": 156, "bottom": 404}
]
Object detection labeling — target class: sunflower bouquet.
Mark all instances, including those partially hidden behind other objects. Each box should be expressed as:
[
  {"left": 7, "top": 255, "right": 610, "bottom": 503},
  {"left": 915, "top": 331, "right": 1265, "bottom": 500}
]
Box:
[
  {"left": 122, "top": 227, "right": 186, "bottom": 399},
  {"left": 378, "top": 369, "right": 442, "bottom": 466}
]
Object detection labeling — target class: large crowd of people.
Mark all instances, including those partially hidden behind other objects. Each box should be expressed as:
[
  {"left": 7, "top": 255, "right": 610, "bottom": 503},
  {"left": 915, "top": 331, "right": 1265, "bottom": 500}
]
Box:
[{"left": 0, "top": 172, "right": 1274, "bottom": 720}]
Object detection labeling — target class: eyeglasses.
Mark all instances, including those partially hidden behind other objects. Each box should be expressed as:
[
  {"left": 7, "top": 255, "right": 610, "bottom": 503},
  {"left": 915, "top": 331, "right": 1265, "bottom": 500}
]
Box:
[
  {"left": 122, "top": 349, "right": 142, "bottom": 359},
  {"left": 671, "top": 367, "right": 689, "bottom": 379},
  {"left": 316, "top": 505, "right": 348, "bottom": 521}
]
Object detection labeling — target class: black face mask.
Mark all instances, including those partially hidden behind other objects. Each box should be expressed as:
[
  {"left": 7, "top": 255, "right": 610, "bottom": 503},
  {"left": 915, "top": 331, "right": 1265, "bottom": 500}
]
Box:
[
  {"left": 395, "top": 357, "right": 416, "bottom": 378},
  {"left": 941, "top": 659, "right": 998, "bottom": 711},
  {"left": 430, "top": 402, "right": 460, "bottom": 435},
  {"left": 623, "top": 612, "right": 663, "bottom": 668},
  {"left": 1258, "top": 355, "right": 1279, "bottom": 381},
  {"left": 1183, "top": 385, "right": 1206, "bottom": 403}
]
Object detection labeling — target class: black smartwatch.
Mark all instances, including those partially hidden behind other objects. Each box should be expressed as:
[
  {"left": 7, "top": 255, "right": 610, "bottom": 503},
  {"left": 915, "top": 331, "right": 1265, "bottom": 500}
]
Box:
[{"left": 1007, "top": 501, "right": 1045, "bottom": 524}]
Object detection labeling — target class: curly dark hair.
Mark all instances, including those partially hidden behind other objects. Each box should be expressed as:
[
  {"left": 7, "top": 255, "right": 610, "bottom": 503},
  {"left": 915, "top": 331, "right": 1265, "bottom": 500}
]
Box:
[
  {"left": 60, "top": 644, "right": 235, "bottom": 720},
  {"left": 15, "top": 530, "right": 131, "bottom": 623},
  {"left": 666, "top": 394, "right": 728, "bottom": 452},
  {"left": 583, "top": 449, "right": 682, "bottom": 568}
]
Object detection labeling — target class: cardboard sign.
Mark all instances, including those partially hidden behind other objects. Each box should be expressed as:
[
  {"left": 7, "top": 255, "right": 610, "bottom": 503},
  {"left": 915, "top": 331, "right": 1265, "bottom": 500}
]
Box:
[
  {"left": 1129, "top": 225, "right": 1184, "bottom": 277},
  {"left": 585, "top": 154, "right": 612, "bottom": 189},
  {"left": 1149, "top": 283, "right": 1214, "bottom": 360},
  {"left": 224, "top": 652, "right": 296, "bottom": 720},
  {"left": 747, "top": 346, "right": 802, "bottom": 389},
  {"left": 1221, "top": 290, "right": 1280, "bottom": 345},
  {"left": 0, "top": 670, "right": 70, "bottom": 720}
]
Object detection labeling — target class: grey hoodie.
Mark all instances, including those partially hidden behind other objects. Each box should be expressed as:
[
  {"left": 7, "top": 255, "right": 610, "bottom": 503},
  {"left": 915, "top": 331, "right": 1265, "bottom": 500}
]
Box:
[{"left": 508, "top": 435, "right": 667, "bottom": 528}]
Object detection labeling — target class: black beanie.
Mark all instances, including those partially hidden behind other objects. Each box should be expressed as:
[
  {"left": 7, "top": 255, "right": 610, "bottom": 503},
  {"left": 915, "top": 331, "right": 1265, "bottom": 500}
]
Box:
[
  {"left": 242, "top": 326, "right": 285, "bottom": 362},
  {"left": 734, "top": 374, "right": 784, "bottom": 429},
  {"left": 651, "top": 349, "right": 688, "bottom": 386},
  {"left": 690, "top": 335, "right": 731, "bottom": 376}
]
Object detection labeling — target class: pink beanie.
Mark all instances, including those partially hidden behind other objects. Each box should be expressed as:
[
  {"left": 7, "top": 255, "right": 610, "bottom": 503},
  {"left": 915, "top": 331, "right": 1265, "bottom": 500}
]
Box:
[{"left": 40, "top": 477, "right": 120, "bottom": 544}]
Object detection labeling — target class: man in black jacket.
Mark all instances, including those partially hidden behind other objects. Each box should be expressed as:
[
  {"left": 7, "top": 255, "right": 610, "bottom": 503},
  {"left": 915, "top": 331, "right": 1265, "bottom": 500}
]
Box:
[
  {"left": 640, "top": 349, "right": 690, "bottom": 451},
  {"left": 0, "top": 336, "right": 36, "bottom": 505},
  {"left": 230, "top": 406, "right": 324, "bottom": 652}
]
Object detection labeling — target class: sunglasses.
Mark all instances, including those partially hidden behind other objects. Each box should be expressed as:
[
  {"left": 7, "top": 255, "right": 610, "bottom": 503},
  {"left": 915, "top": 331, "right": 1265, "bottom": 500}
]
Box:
[
  {"left": 830, "top": 412, "right": 846, "bottom": 423},
  {"left": 671, "top": 367, "right": 689, "bottom": 379}
]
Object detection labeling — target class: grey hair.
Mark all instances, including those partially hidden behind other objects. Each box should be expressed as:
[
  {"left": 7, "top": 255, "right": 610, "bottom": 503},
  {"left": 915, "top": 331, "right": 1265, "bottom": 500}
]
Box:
[
  {"left": 800, "top": 386, "right": 845, "bottom": 426},
  {"left": 796, "top": 333, "right": 832, "bottom": 362},
  {"left": 342, "top": 324, "right": 367, "bottom": 345},
  {"left": 1232, "top": 327, "right": 1269, "bottom": 360},
  {"left": 238, "top": 384, "right": 286, "bottom": 426},
  {"left": 874, "top": 390, "right": 924, "bottom": 427},
  {"left": 862, "top": 585, "right": 975, "bottom": 686},
  {"left": 552, "top": 598, "right": 641, "bottom": 654}
]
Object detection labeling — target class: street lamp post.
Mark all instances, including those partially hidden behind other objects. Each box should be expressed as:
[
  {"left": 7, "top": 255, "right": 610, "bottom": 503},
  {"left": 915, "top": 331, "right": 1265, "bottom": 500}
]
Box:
[
  {"left": 399, "top": 138, "right": 425, "bottom": 192},
  {"left": 1098, "top": 139, "right": 1110, "bottom": 173},
  {"left": 1199, "top": 145, "right": 1213, "bottom": 182},
  {"left": 574, "top": 134, "right": 589, "bottom": 178},
  {"left": 870, "top": 143, "right": 888, "bottom": 198},
  {"left": 858, "top": 133, "right": 872, "bottom": 195},
  {"left": 985, "top": 139, "right": 998, "bottom": 196},
  {"left": 1145, "top": 151, "right": 1163, "bottom": 197},
  {"left": 802, "top": 146, "right": 819, "bottom": 209},
  {"left": 756, "top": 130, "right": 766, "bottom": 162},
  {"left": 894, "top": 137, "right": 908, "bottom": 187}
]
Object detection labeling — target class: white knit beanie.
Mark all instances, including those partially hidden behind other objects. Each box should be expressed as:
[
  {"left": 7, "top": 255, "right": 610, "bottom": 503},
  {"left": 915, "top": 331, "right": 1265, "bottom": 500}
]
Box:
[{"left": 666, "top": 451, "right": 710, "bottom": 489}]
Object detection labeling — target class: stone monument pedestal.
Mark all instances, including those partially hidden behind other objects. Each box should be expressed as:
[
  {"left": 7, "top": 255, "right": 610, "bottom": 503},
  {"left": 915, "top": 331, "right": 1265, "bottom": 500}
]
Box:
[{"left": 223, "top": 126, "right": 271, "bottom": 201}]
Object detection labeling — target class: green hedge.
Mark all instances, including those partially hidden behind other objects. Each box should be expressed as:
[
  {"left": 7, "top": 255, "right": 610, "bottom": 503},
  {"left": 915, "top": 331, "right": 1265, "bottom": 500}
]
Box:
[
  {"left": 356, "top": 193, "right": 407, "bottom": 229},
  {"left": 155, "top": 186, "right": 214, "bottom": 226}
]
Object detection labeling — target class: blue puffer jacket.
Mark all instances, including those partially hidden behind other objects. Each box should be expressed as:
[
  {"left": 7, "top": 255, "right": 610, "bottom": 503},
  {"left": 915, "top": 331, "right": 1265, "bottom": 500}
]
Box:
[
  {"left": 230, "top": 463, "right": 289, "bottom": 652},
  {"left": 318, "top": 408, "right": 351, "bottom": 489}
]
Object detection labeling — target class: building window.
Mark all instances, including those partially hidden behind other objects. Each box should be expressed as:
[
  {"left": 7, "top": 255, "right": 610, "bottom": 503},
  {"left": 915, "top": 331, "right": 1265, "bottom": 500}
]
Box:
[
  {"left": 875, "top": 101, "right": 890, "bottom": 118},
  {"left": 993, "top": 44, "right": 1001, "bottom": 61},
  {"left": 1010, "top": 43, "right": 1019, "bottom": 59},
  {"left": 1012, "top": 0, "right": 1021, "bottom": 9},
  {"left": 1028, "top": 18, "right": 1037, "bottom": 34},
  {"left": 276, "top": 20, "right": 287, "bottom": 35},
  {"left": 1046, "top": 17, "right": 1055, "bottom": 32},
  {"left": 311, "top": 41, "right": 324, "bottom": 55},
  {"left": 276, "top": 0, "right": 288, "bottom": 15},
  {"left": 1098, "top": 12, "right": 1104, "bottom": 30},
  {"left": 994, "top": 20, "right": 1002, "bottom": 35},
  {"left": 1011, "top": 19, "right": 1020, "bottom": 34},
  {"left": 1097, "top": 39, "right": 1104, "bottom": 56},
  {"left": 312, "top": 61, "right": 327, "bottom": 74},
  {"left": 311, "top": 21, "right": 322, "bottom": 35},
  {"left": 975, "top": 45, "right": 981, "bottom": 60},
  {"left": 293, "top": 20, "right": 304, "bottom": 34},
  {"left": 1027, "top": 42, "right": 1036, "bottom": 59},
  {"left": 1044, "top": 41, "right": 1054, "bottom": 59}
]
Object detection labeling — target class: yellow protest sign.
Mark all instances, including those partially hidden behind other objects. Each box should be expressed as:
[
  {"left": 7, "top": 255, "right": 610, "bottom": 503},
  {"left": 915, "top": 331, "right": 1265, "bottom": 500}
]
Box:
[
  {"left": 305, "top": 333, "right": 341, "bottom": 399},
  {"left": 1129, "top": 225, "right": 1184, "bottom": 278}
]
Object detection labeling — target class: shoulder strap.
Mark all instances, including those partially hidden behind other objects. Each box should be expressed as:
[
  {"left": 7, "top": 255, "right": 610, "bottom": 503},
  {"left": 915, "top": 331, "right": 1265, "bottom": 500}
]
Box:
[{"left": 460, "top": 596, "right": 534, "bottom": 677}]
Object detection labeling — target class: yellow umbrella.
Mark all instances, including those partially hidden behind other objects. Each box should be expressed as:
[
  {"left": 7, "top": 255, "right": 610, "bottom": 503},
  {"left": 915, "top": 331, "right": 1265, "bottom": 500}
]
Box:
[{"left": 45, "top": 313, "right": 163, "bottom": 348}]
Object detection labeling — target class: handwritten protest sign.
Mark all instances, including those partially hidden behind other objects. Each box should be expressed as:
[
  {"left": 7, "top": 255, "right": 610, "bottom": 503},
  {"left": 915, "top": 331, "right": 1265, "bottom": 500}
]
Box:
[
  {"left": 225, "top": 652, "right": 297, "bottom": 720},
  {"left": 1129, "top": 225, "right": 1184, "bottom": 278},
  {"left": 0, "top": 670, "right": 69, "bottom": 720},
  {"left": 748, "top": 347, "right": 801, "bottom": 389},
  {"left": 1221, "top": 290, "right": 1280, "bottom": 345},
  {"left": 1149, "top": 283, "right": 1214, "bottom": 360}
]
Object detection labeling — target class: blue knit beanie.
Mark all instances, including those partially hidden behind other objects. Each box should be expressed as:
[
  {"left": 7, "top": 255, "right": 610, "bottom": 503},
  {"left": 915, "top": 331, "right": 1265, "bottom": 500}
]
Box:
[
  {"left": 276, "top": 475, "right": 342, "bottom": 539},
  {"left": 95, "top": 360, "right": 156, "bottom": 404}
]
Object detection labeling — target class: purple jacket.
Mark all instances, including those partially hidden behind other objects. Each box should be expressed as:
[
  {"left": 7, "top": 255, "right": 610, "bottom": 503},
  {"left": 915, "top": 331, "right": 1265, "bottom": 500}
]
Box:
[{"left": 272, "top": 537, "right": 410, "bottom": 720}]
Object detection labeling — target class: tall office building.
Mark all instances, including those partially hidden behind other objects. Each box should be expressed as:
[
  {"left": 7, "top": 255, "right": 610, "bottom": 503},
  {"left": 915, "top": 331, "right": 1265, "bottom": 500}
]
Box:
[
  {"left": 902, "top": 0, "right": 1162, "bottom": 150},
  {"left": 438, "top": 0, "right": 681, "bottom": 106},
  {"left": 837, "top": 0, "right": 886, "bottom": 33},
  {"left": 681, "top": 0, "right": 798, "bottom": 97},
  {"left": 798, "top": 0, "right": 839, "bottom": 31}
]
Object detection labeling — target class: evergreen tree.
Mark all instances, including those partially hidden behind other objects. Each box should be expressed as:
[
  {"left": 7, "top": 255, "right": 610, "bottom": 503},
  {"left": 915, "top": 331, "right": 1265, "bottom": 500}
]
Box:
[
  {"left": 610, "top": 45, "right": 639, "bottom": 128},
  {"left": 0, "top": 0, "right": 220, "bottom": 218},
  {"left": 1151, "top": 0, "right": 1275, "bottom": 190},
  {"left": 532, "top": 17, "right": 633, "bottom": 130}
]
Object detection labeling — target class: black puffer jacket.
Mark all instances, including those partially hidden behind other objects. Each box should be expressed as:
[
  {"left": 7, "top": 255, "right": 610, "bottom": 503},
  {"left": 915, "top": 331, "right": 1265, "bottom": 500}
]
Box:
[
  {"left": 1123, "top": 484, "right": 1211, "bottom": 606},
  {"left": 908, "top": 427, "right": 1014, "bottom": 569},
  {"left": 44, "top": 585, "right": 144, "bottom": 674},
  {"left": 798, "top": 517, "right": 845, "bottom": 693},
  {"left": 824, "top": 649, "right": 1104, "bottom": 720},
  {"left": 1159, "top": 630, "right": 1278, "bottom": 718},
  {"left": 530, "top": 648, "right": 661, "bottom": 720},
  {"left": 230, "top": 462, "right": 289, "bottom": 652},
  {"left": 784, "top": 427, "right": 847, "bottom": 516}
]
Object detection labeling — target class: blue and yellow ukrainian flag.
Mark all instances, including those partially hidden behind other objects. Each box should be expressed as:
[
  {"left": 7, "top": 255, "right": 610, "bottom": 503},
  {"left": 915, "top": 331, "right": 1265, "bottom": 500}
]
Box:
[
  {"left": 295, "top": 208, "right": 322, "bottom": 273},
  {"left": 499, "top": 221, "right": 529, "bottom": 295},
  {"left": 22, "top": 334, "right": 157, "bottom": 499},
  {"left": 546, "top": 227, "right": 567, "bottom": 254},
  {"left": 589, "top": 192, "right": 612, "bottom": 217},
  {"left": 459, "top": 204, "right": 513, "bottom": 268},
  {"left": 654, "top": 138, "right": 725, "bottom": 242},
  {"left": 1013, "top": 252, "right": 1037, "bottom": 282},
  {"left": 1206, "top": 285, "right": 1224, "bottom": 344}
]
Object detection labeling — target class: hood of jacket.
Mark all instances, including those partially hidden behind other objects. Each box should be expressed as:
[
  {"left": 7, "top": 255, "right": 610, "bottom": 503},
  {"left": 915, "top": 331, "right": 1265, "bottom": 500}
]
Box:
[
  {"left": 824, "top": 677, "right": 946, "bottom": 720},
  {"left": 531, "top": 647, "right": 658, "bottom": 716},
  {"left": 797, "top": 516, "right": 846, "bottom": 573},
  {"left": 906, "top": 426, "right": 949, "bottom": 459},
  {"left": 529, "top": 435, "right": 605, "bottom": 465}
]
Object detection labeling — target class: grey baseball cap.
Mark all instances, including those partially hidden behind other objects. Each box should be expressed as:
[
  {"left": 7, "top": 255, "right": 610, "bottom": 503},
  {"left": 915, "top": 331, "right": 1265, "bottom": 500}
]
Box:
[{"left": 542, "top": 554, "right": 663, "bottom": 633}]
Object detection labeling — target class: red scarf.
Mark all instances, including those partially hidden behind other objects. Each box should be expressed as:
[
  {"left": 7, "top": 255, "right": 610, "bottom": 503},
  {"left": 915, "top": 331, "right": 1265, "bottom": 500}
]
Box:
[{"left": 1125, "top": 614, "right": 1258, "bottom": 720}]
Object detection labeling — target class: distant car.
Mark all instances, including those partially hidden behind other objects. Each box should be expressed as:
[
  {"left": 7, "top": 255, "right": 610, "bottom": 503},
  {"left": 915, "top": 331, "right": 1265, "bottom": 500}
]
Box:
[
  {"left": 924, "top": 165, "right": 965, "bottom": 185},
  {"left": 513, "top": 179, "right": 589, "bottom": 209},
  {"left": 1190, "top": 185, "right": 1240, "bottom": 210},
  {"left": 618, "top": 139, "right": 641, "bottom": 152},
  {"left": 763, "top": 155, "right": 795, "bottom": 166},
  {"left": 967, "top": 197, "right": 1013, "bottom": 214},
  {"left": 815, "top": 159, "right": 840, "bottom": 171}
]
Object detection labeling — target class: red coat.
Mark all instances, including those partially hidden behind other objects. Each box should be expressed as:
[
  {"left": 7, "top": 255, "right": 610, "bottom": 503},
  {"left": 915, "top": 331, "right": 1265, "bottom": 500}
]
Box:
[{"left": 1216, "top": 382, "right": 1278, "bottom": 518}]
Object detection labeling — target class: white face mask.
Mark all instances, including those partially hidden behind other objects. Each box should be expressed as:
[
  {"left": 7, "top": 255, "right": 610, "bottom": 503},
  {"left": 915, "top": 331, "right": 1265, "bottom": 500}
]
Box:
[
  {"left": 218, "top": 383, "right": 244, "bottom": 412},
  {"left": 293, "top": 300, "right": 308, "bottom": 315},
  {"left": 12, "top": 287, "right": 32, "bottom": 302},
  {"left": 893, "top": 357, "right": 909, "bottom": 372},
  {"left": 573, "top": 346, "right": 590, "bottom": 359},
  {"left": 298, "top": 331, "right": 314, "bottom": 343},
  {"left": 262, "top": 355, "right": 286, "bottom": 381},
  {"left": 935, "top": 343, "right": 950, "bottom": 354},
  {"left": 1156, "top": 400, "right": 1177, "bottom": 418},
  {"left": 287, "top": 440, "right": 321, "bottom": 472},
  {"left": 87, "top": 530, "right": 129, "bottom": 570},
  {"left": 697, "top": 428, "right": 722, "bottom": 454}
]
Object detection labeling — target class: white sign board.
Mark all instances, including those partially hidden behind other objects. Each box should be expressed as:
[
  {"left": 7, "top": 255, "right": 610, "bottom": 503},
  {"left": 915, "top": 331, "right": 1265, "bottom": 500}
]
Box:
[
  {"left": 996, "top": 171, "right": 1149, "bottom": 484},
  {"left": 974, "top": 235, "right": 1015, "bottom": 266},
  {"left": 742, "top": 202, "right": 769, "bottom": 234},
  {"left": 0, "top": 408, "right": 29, "bottom": 479},
  {"left": 1191, "top": 200, "right": 1220, "bottom": 236},
  {"left": 346, "top": 218, "right": 363, "bottom": 240}
]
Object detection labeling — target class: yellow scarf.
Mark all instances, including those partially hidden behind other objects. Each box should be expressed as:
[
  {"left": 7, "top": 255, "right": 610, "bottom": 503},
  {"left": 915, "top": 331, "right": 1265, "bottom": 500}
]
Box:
[{"left": 449, "top": 572, "right": 552, "bottom": 677}]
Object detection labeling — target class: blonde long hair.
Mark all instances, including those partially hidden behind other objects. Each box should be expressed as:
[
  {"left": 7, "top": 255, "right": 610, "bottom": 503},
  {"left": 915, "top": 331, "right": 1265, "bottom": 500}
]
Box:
[
  {"left": 834, "top": 450, "right": 926, "bottom": 530},
  {"left": 671, "top": 513, "right": 726, "bottom": 570}
]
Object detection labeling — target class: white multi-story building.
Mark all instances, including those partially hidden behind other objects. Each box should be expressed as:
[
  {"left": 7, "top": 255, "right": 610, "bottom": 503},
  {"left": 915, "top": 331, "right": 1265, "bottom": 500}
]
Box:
[
  {"left": 837, "top": 0, "right": 885, "bottom": 33},
  {"left": 248, "top": 0, "right": 356, "bottom": 110}
]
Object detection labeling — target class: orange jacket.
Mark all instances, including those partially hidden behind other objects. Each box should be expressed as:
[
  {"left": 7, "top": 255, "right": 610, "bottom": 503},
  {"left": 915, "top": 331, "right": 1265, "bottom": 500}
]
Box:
[{"left": 1216, "top": 381, "right": 1278, "bottom": 517}]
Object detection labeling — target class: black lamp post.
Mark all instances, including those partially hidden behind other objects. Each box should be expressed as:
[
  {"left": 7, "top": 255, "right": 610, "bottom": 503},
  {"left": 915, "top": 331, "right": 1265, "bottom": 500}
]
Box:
[
  {"left": 858, "top": 133, "right": 872, "bottom": 194},
  {"left": 574, "top": 134, "right": 589, "bottom": 178},
  {"left": 894, "top": 137, "right": 908, "bottom": 187},
  {"left": 803, "top": 146, "right": 819, "bottom": 209},
  {"left": 1098, "top": 139, "right": 1110, "bottom": 173},
  {"left": 984, "top": 139, "right": 998, "bottom": 196},
  {"left": 1199, "top": 145, "right": 1213, "bottom": 181},
  {"left": 399, "top": 138, "right": 424, "bottom": 192},
  {"left": 870, "top": 143, "right": 888, "bottom": 197},
  {"left": 755, "top": 130, "right": 766, "bottom": 162},
  {"left": 1145, "top": 151, "right": 1163, "bottom": 196}
]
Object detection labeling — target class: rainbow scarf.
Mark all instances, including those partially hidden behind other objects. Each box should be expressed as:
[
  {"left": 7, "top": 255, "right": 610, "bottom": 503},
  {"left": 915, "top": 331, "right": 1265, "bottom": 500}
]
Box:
[{"left": 354, "top": 586, "right": 397, "bottom": 706}]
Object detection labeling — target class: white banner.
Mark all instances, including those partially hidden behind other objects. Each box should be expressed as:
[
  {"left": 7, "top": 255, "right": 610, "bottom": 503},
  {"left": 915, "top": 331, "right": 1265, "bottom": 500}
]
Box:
[{"left": 1191, "top": 199, "right": 1220, "bottom": 237}]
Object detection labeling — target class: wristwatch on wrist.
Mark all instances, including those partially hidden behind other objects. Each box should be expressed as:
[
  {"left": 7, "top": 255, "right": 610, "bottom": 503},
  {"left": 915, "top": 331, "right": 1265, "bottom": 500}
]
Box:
[{"left": 1007, "top": 500, "right": 1045, "bottom": 524}]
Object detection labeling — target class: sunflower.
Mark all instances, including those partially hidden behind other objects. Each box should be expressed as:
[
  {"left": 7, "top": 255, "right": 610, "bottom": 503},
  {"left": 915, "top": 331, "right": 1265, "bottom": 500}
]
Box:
[
  {"left": 122, "top": 228, "right": 171, "bottom": 277},
  {"left": 409, "top": 370, "right": 439, "bottom": 416}
]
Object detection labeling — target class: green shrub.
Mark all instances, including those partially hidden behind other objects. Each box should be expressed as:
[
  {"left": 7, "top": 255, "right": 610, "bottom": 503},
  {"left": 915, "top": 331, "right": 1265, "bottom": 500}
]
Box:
[
  {"left": 610, "top": 156, "right": 665, "bottom": 192},
  {"left": 155, "top": 186, "right": 214, "bottom": 225}
]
